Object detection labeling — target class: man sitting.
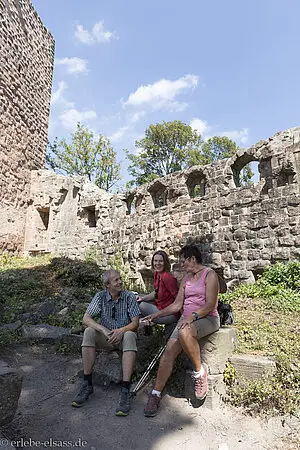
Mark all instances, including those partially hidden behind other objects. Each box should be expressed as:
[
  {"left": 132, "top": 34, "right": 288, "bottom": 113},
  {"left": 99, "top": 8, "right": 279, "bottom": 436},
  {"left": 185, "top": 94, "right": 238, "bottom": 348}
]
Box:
[{"left": 72, "top": 269, "right": 140, "bottom": 416}]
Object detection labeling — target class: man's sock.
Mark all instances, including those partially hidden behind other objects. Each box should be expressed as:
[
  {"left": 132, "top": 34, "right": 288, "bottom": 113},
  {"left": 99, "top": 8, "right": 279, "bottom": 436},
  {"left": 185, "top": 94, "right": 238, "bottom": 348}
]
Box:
[
  {"left": 84, "top": 373, "right": 93, "bottom": 386},
  {"left": 151, "top": 389, "right": 161, "bottom": 397},
  {"left": 193, "top": 366, "right": 205, "bottom": 378},
  {"left": 121, "top": 381, "right": 131, "bottom": 390}
]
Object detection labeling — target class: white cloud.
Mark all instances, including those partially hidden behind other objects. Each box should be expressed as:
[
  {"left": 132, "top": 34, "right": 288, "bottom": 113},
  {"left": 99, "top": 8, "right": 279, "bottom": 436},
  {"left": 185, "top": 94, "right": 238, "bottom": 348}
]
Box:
[
  {"left": 59, "top": 108, "right": 97, "bottom": 131},
  {"left": 190, "top": 118, "right": 209, "bottom": 136},
  {"left": 109, "top": 126, "right": 129, "bottom": 143},
  {"left": 51, "top": 81, "right": 74, "bottom": 108},
  {"left": 75, "top": 21, "right": 118, "bottom": 45},
  {"left": 51, "top": 81, "right": 67, "bottom": 105},
  {"left": 128, "top": 110, "right": 146, "bottom": 124},
  {"left": 55, "top": 57, "right": 88, "bottom": 74},
  {"left": 124, "top": 74, "right": 199, "bottom": 112},
  {"left": 220, "top": 128, "right": 249, "bottom": 145}
]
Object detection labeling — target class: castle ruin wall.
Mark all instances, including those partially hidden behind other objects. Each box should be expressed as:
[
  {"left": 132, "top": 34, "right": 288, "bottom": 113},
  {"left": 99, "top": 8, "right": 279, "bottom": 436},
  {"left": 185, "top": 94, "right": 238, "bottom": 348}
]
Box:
[
  {"left": 0, "top": 0, "right": 54, "bottom": 253},
  {"left": 24, "top": 127, "right": 300, "bottom": 288}
]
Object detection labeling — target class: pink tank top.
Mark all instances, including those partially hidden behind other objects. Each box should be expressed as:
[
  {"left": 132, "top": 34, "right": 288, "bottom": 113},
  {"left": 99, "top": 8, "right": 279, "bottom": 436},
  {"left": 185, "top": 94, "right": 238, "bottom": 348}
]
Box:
[{"left": 182, "top": 268, "right": 219, "bottom": 318}]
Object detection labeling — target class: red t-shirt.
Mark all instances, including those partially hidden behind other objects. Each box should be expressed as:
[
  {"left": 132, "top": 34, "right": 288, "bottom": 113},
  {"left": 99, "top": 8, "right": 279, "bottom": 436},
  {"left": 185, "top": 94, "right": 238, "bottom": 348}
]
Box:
[{"left": 153, "top": 271, "right": 179, "bottom": 310}]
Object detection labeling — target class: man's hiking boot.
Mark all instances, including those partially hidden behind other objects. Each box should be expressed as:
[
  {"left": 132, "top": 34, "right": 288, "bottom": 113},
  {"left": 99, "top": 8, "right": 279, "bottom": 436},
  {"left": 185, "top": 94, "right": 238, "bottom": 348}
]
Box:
[
  {"left": 144, "top": 392, "right": 161, "bottom": 417},
  {"left": 71, "top": 380, "right": 93, "bottom": 407},
  {"left": 115, "top": 387, "right": 131, "bottom": 416},
  {"left": 192, "top": 363, "right": 208, "bottom": 400}
]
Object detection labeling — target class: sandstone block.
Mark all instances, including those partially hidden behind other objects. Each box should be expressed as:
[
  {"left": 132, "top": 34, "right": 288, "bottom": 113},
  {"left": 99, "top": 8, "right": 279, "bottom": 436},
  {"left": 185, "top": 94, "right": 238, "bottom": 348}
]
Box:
[
  {"left": 78, "top": 351, "right": 122, "bottom": 386},
  {"left": 229, "top": 354, "right": 276, "bottom": 381},
  {"left": 21, "top": 324, "right": 71, "bottom": 343},
  {"left": 0, "top": 360, "right": 23, "bottom": 426},
  {"left": 199, "top": 328, "right": 238, "bottom": 375}
]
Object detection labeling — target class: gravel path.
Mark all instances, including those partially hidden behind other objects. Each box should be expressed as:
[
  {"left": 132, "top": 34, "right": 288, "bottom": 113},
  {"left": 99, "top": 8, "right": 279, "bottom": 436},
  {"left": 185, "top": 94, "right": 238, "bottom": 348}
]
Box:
[{"left": 1, "top": 345, "right": 299, "bottom": 450}]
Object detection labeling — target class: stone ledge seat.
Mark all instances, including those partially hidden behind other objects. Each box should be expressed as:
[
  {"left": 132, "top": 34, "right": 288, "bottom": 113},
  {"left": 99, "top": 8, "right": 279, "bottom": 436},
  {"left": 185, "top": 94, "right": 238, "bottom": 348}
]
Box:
[{"left": 79, "top": 325, "right": 238, "bottom": 411}]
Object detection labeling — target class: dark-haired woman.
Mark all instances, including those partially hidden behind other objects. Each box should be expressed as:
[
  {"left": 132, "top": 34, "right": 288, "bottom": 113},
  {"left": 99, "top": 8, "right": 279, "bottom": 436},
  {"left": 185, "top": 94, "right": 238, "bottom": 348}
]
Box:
[
  {"left": 143, "top": 244, "right": 220, "bottom": 417},
  {"left": 138, "top": 250, "right": 179, "bottom": 325}
]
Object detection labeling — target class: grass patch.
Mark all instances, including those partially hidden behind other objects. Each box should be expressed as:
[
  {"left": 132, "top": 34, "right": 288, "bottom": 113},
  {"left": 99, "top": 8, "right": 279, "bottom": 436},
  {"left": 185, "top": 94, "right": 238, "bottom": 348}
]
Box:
[{"left": 220, "top": 261, "right": 300, "bottom": 416}]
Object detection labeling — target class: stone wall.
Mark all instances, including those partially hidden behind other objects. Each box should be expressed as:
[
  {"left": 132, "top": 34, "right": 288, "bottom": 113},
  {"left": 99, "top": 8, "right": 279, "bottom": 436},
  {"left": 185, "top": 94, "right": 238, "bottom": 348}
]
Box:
[
  {"left": 24, "top": 127, "right": 300, "bottom": 287},
  {"left": 0, "top": 0, "right": 54, "bottom": 253}
]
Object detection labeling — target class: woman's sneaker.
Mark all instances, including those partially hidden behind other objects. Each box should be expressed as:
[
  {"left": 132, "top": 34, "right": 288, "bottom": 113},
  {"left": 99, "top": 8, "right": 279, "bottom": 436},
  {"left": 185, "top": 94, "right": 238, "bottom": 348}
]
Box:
[
  {"left": 192, "top": 363, "right": 208, "bottom": 400},
  {"left": 144, "top": 392, "right": 161, "bottom": 417},
  {"left": 71, "top": 381, "right": 93, "bottom": 407}
]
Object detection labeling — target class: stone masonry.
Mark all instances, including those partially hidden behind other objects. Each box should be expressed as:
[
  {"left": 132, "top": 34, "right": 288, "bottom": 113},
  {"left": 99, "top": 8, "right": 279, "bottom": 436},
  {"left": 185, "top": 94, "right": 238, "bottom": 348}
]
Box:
[
  {"left": 24, "top": 127, "right": 300, "bottom": 287},
  {"left": 0, "top": 0, "right": 54, "bottom": 253}
]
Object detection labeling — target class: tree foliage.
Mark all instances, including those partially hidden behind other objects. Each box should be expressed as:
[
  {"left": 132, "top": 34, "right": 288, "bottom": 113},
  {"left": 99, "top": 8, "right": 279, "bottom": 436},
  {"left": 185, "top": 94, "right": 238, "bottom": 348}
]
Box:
[
  {"left": 126, "top": 120, "right": 204, "bottom": 186},
  {"left": 126, "top": 121, "right": 253, "bottom": 187},
  {"left": 47, "top": 123, "right": 120, "bottom": 191}
]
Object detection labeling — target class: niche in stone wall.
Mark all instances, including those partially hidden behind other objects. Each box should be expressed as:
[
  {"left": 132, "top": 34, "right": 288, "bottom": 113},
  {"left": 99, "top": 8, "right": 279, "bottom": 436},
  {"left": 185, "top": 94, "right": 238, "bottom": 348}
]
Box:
[
  {"left": 37, "top": 207, "right": 50, "bottom": 230},
  {"left": 277, "top": 163, "right": 296, "bottom": 187},
  {"left": 231, "top": 154, "right": 259, "bottom": 187},
  {"left": 148, "top": 181, "right": 167, "bottom": 208},
  {"left": 186, "top": 171, "right": 207, "bottom": 198},
  {"left": 126, "top": 195, "right": 135, "bottom": 215},
  {"left": 140, "top": 268, "right": 154, "bottom": 291},
  {"left": 83, "top": 206, "right": 97, "bottom": 227}
]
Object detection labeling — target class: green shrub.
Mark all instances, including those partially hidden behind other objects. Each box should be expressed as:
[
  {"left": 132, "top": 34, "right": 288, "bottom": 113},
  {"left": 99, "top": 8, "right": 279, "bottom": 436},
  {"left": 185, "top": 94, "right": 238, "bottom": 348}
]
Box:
[
  {"left": 260, "top": 261, "right": 300, "bottom": 291},
  {"left": 50, "top": 257, "right": 103, "bottom": 288}
]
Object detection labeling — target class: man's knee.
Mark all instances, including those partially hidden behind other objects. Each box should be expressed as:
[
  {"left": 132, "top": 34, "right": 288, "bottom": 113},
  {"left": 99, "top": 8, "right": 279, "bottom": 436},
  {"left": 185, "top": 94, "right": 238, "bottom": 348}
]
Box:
[
  {"left": 122, "top": 330, "right": 137, "bottom": 352},
  {"left": 82, "top": 327, "right": 96, "bottom": 347}
]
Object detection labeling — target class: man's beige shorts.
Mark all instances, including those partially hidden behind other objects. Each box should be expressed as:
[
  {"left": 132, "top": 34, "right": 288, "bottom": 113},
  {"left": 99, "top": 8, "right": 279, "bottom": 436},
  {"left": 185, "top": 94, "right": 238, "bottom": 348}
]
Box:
[{"left": 82, "top": 327, "right": 137, "bottom": 352}]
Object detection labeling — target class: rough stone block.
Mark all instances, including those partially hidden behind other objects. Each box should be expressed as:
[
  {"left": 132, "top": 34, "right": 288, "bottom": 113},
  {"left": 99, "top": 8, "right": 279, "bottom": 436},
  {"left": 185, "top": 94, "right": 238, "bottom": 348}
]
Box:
[
  {"left": 199, "top": 328, "right": 238, "bottom": 375},
  {"left": 184, "top": 371, "right": 225, "bottom": 410},
  {"left": 0, "top": 360, "right": 23, "bottom": 426},
  {"left": 21, "top": 324, "right": 71, "bottom": 343},
  {"left": 229, "top": 354, "right": 277, "bottom": 381},
  {"left": 78, "top": 351, "right": 122, "bottom": 386}
]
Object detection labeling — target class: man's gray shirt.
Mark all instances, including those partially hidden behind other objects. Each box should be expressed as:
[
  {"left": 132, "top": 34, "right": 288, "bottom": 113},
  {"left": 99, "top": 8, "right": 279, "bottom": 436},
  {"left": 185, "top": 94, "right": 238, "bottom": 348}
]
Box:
[{"left": 86, "top": 290, "right": 140, "bottom": 330}]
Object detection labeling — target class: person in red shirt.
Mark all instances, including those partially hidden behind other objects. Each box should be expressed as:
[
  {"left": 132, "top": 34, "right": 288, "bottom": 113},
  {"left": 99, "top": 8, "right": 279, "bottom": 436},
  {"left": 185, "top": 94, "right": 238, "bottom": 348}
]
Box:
[{"left": 138, "top": 250, "right": 179, "bottom": 324}]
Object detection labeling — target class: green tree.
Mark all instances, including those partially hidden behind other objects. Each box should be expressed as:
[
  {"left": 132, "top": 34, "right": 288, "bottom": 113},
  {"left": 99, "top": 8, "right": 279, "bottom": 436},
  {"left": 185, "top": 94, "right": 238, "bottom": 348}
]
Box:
[
  {"left": 126, "top": 123, "right": 253, "bottom": 187},
  {"left": 202, "top": 136, "right": 254, "bottom": 185},
  {"left": 47, "top": 123, "right": 120, "bottom": 191},
  {"left": 126, "top": 120, "right": 204, "bottom": 186}
]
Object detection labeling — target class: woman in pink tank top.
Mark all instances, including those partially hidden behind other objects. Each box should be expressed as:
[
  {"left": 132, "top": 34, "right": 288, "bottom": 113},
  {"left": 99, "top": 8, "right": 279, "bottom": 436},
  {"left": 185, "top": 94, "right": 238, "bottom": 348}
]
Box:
[{"left": 143, "top": 244, "right": 220, "bottom": 418}]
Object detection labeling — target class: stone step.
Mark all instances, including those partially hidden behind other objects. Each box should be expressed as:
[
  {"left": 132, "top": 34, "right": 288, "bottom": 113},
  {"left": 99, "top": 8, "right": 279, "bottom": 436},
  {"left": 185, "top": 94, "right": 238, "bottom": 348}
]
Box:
[{"left": 229, "top": 354, "right": 276, "bottom": 381}]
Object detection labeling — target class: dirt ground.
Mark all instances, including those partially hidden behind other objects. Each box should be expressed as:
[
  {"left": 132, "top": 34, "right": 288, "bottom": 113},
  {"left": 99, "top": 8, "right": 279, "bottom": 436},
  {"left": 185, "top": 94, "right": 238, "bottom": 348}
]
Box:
[{"left": 1, "top": 344, "right": 299, "bottom": 450}]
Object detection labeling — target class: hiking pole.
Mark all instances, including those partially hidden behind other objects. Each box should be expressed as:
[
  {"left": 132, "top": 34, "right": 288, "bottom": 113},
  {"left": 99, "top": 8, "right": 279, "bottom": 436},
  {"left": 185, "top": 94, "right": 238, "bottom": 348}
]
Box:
[
  {"left": 131, "top": 342, "right": 167, "bottom": 396},
  {"left": 130, "top": 323, "right": 176, "bottom": 396}
]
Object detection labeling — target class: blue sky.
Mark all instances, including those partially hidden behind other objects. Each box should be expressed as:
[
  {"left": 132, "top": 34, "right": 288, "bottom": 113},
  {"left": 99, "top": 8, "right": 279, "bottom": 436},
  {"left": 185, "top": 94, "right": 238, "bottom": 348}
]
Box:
[{"left": 33, "top": 0, "right": 300, "bottom": 185}]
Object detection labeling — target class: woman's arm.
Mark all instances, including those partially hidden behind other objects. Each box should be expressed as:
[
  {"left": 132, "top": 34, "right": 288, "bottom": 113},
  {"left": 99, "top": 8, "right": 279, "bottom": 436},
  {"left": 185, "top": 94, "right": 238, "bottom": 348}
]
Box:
[
  {"left": 143, "top": 278, "right": 185, "bottom": 321},
  {"left": 137, "top": 291, "right": 156, "bottom": 302}
]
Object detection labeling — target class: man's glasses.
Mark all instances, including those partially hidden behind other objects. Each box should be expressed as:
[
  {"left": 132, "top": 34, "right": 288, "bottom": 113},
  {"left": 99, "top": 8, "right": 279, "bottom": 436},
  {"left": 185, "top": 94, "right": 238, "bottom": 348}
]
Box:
[{"left": 112, "top": 304, "right": 116, "bottom": 320}]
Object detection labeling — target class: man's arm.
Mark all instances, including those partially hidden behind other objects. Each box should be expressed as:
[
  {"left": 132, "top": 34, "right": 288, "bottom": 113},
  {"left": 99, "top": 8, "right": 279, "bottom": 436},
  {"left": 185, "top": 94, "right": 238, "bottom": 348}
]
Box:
[
  {"left": 83, "top": 313, "right": 110, "bottom": 337},
  {"left": 107, "top": 316, "right": 139, "bottom": 345}
]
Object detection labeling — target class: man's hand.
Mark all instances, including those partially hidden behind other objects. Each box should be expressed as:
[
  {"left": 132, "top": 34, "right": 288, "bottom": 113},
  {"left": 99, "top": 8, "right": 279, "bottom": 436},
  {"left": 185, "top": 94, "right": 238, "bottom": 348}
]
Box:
[
  {"left": 107, "top": 328, "right": 124, "bottom": 345},
  {"left": 177, "top": 316, "right": 194, "bottom": 330}
]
